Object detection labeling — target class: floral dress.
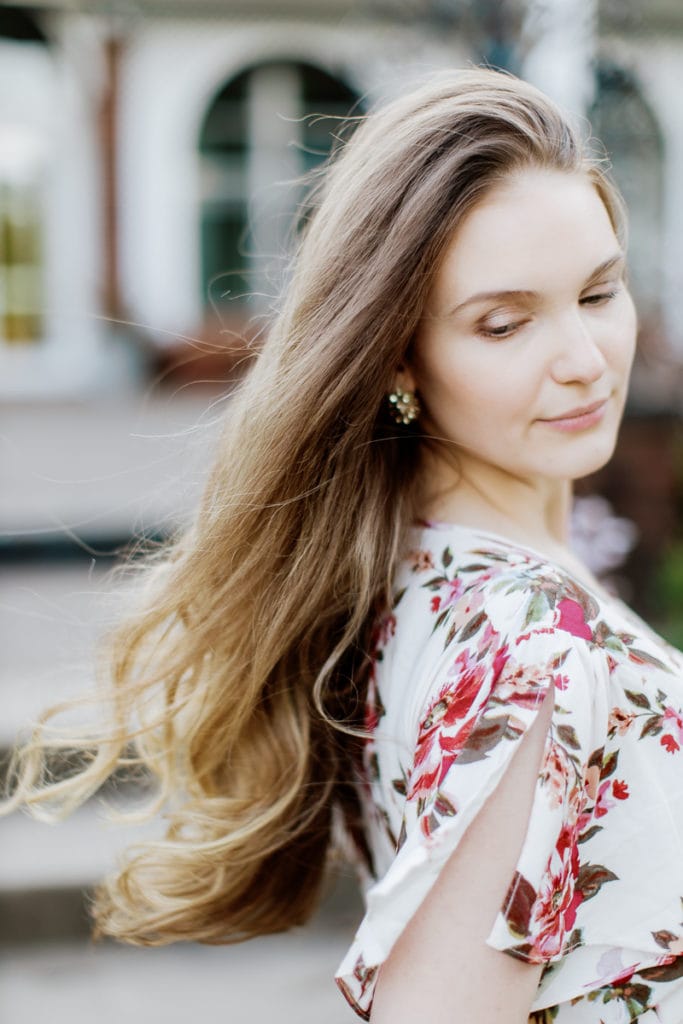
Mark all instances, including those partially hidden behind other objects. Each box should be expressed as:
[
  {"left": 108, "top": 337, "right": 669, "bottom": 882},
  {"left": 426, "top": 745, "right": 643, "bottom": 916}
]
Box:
[{"left": 335, "top": 523, "right": 683, "bottom": 1023}]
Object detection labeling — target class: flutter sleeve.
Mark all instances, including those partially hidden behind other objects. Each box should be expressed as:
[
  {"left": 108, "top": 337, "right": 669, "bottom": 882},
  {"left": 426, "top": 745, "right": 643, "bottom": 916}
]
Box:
[{"left": 335, "top": 606, "right": 610, "bottom": 1020}]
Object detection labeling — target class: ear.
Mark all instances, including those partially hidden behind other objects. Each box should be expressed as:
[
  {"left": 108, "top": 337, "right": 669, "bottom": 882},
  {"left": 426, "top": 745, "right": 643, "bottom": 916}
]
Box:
[{"left": 393, "top": 362, "right": 417, "bottom": 395}]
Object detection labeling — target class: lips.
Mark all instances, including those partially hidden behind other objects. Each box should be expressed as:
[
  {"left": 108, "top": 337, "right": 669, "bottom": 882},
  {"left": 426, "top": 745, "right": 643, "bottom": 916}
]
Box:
[{"left": 541, "top": 398, "right": 609, "bottom": 422}]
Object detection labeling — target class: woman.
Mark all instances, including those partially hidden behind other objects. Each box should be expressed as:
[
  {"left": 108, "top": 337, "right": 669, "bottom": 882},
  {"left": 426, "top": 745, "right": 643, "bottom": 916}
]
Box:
[{"left": 5, "top": 69, "right": 683, "bottom": 1022}]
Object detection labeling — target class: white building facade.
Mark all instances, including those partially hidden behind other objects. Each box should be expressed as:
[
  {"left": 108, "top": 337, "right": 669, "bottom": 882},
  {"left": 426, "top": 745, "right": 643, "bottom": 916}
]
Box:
[{"left": 0, "top": 0, "right": 681, "bottom": 406}]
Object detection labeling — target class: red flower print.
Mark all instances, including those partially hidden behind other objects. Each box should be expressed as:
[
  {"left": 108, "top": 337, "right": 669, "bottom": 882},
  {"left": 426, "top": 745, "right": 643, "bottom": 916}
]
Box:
[
  {"left": 660, "top": 734, "right": 680, "bottom": 754},
  {"left": 529, "top": 824, "right": 582, "bottom": 958},
  {"left": 430, "top": 596, "right": 441, "bottom": 613},
  {"left": 663, "top": 706, "right": 683, "bottom": 744},
  {"left": 555, "top": 598, "right": 593, "bottom": 641},
  {"left": 408, "top": 650, "right": 492, "bottom": 802},
  {"left": 612, "top": 779, "right": 629, "bottom": 800}
]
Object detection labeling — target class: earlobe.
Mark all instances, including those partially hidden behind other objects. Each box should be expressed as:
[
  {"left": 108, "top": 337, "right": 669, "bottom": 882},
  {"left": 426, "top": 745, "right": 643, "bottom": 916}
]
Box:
[{"left": 394, "top": 366, "right": 417, "bottom": 395}]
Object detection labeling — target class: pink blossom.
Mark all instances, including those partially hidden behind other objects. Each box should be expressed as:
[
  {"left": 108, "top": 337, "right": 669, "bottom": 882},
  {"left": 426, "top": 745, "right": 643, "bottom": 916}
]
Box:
[
  {"left": 608, "top": 706, "right": 635, "bottom": 736},
  {"left": 556, "top": 598, "right": 593, "bottom": 641},
  {"left": 582, "top": 763, "right": 601, "bottom": 802},
  {"left": 595, "top": 779, "right": 615, "bottom": 818},
  {"left": 663, "top": 706, "right": 683, "bottom": 744},
  {"left": 540, "top": 740, "right": 570, "bottom": 809},
  {"left": 442, "top": 576, "right": 464, "bottom": 609},
  {"left": 496, "top": 657, "right": 548, "bottom": 709}
]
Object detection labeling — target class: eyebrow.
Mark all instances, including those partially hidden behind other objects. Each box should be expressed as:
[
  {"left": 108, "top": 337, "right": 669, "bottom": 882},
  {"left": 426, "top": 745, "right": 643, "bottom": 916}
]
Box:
[{"left": 445, "top": 252, "right": 626, "bottom": 318}]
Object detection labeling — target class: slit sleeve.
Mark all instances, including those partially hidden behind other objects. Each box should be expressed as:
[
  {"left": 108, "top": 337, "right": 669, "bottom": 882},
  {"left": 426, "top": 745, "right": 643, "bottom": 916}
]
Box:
[{"left": 335, "top": 623, "right": 606, "bottom": 1021}]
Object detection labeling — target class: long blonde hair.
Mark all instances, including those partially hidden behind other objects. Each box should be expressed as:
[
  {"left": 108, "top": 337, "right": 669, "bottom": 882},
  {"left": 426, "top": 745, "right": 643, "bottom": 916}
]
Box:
[{"left": 4, "top": 68, "right": 626, "bottom": 945}]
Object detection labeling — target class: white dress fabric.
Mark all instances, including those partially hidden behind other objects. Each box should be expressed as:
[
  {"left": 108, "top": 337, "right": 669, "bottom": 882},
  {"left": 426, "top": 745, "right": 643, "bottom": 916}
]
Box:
[{"left": 335, "top": 523, "right": 683, "bottom": 1022}]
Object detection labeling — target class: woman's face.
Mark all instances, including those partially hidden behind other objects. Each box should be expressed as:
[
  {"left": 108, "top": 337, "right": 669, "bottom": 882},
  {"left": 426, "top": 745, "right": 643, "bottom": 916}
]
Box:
[{"left": 404, "top": 168, "right": 637, "bottom": 488}]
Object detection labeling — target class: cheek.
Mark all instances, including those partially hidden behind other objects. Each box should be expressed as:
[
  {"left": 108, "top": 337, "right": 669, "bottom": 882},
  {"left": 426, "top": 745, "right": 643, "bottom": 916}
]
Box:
[
  {"left": 612, "top": 293, "right": 638, "bottom": 369},
  {"left": 419, "top": 349, "right": 526, "bottom": 432}
]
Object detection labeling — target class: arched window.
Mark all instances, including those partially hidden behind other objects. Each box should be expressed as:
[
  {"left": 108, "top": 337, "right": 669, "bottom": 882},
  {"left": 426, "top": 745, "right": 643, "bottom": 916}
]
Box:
[
  {"left": 0, "top": 7, "right": 49, "bottom": 345},
  {"left": 590, "top": 61, "right": 664, "bottom": 325},
  {"left": 198, "top": 61, "right": 361, "bottom": 323}
]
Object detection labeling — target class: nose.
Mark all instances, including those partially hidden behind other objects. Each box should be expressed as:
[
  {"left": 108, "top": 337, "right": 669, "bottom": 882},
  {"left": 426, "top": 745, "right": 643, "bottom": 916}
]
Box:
[{"left": 549, "top": 310, "right": 608, "bottom": 385}]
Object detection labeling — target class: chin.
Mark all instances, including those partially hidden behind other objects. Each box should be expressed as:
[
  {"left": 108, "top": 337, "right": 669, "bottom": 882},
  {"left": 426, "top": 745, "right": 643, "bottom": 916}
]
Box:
[{"left": 553, "top": 433, "right": 620, "bottom": 481}]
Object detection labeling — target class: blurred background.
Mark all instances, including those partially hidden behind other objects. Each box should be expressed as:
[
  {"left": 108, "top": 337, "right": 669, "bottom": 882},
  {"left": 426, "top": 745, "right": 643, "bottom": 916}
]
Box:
[{"left": 1, "top": 0, "right": 682, "bottom": 1020}]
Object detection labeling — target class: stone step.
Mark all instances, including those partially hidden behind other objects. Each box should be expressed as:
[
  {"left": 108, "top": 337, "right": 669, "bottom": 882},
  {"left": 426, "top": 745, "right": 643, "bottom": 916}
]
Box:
[
  {"left": 0, "top": 795, "right": 363, "bottom": 944},
  {"left": 2, "top": 394, "right": 217, "bottom": 538},
  {"left": 0, "top": 797, "right": 163, "bottom": 894},
  {"left": 0, "top": 562, "right": 124, "bottom": 751},
  {"left": 0, "top": 925, "right": 361, "bottom": 1023}
]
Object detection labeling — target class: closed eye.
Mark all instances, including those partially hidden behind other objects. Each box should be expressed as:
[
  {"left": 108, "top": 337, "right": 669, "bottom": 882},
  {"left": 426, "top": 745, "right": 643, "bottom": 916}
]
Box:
[
  {"left": 580, "top": 289, "right": 619, "bottom": 306},
  {"left": 477, "top": 319, "right": 529, "bottom": 339}
]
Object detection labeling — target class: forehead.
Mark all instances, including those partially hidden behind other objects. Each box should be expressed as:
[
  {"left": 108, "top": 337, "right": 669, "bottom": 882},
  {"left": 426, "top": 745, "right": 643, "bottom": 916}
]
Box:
[{"left": 430, "top": 169, "right": 619, "bottom": 309}]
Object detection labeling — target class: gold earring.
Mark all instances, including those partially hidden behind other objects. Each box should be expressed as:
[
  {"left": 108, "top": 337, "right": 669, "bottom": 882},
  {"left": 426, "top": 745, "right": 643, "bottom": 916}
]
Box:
[{"left": 387, "top": 387, "right": 420, "bottom": 425}]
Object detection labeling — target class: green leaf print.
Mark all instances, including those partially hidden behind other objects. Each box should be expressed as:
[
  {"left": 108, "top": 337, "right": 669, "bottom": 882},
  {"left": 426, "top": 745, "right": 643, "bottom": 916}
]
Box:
[
  {"left": 600, "top": 750, "right": 619, "bottom": 779},
  {"left": 624, "top": 689, "right": 651, "bottom": 710},
  {"left": 556, "top": 724, "right": 581, "bottom": 750},
  {"left": 640, "top": 957, "right": 683, "bottom": 982},
  {"left": 503, "top": 870, "right": 536, "bottom": 939},
  {"left": 640, "top": 716, "right": 663, "bottom": 739},
  {"left": 423, "top": 575, "right": 448, "bottom": 591},
  {"left": 576, "top": 863, "right": 619, "bottom": 901},
  {"left": 434, "top": 791, "right": 457, "bottom": 817},
  {"left": 459, "top": 610, "right": 487, "bottom": 643},
  {"left": 652, "top": 929, "right": 680, "bottom": 949},
  {"left": 529, "top": 1008, "right": 559, "bottom": 1023},
  {"left": 627, "top": 647, "right": 671, "bottom": 672},
  {"left": 524, "top": 590, "right": 550, "bottom": 628},
  {"left": 458, "top": 715, "right": 512, "bottom": 764},
  {"left": 431, "top": 608, "right": 451, "bottom": 633},
  {"left": 577, "top": 824, "right": 603, "bottom": 844},
  {"left": 441, "top": 546, "right": 453, "bottom": 569}
]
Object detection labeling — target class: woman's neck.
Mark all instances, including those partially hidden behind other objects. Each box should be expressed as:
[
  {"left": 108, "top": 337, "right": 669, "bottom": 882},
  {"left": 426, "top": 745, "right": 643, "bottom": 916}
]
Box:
[
  {"left": 416, "top": 455, "right": 617, "bottom": 599},
  {"left": 417, "top": 454, "right": 573, "bottom": 553}
]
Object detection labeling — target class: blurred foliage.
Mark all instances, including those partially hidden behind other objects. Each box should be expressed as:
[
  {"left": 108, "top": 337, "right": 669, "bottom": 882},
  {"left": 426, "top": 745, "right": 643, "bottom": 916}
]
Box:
[
  {"left": 652, "top": 542, "right": 683, "bottom": 648},
  {"left": 650, "top": 425, "right": 683, "bottom": 648}
]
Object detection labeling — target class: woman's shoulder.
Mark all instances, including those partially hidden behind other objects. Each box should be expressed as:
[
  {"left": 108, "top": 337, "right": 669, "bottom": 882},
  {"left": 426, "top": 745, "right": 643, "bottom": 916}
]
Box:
[
  {"left": 396, "top": 521, "right": 604, "bottom": 646},
  {"left": 385, "top": 521, "right": 683, "bottom": 710}
]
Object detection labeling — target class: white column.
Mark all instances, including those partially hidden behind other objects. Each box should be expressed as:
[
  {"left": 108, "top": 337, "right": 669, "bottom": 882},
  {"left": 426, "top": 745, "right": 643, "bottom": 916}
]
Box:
[
  {"left": 633, "top": 44, "right": 683, "bottom": 362},
  {"left": 247, "top": 63, "right": 302, "bottom": 306},
  {"left": 521, "top": 0, "right": 598, "bottom": 114}
]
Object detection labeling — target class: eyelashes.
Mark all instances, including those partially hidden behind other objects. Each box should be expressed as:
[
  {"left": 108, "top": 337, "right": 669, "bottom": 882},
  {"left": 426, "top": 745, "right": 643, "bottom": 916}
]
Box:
[{"left": 476, "top": 287, "right": 621, "bottom": 340}]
